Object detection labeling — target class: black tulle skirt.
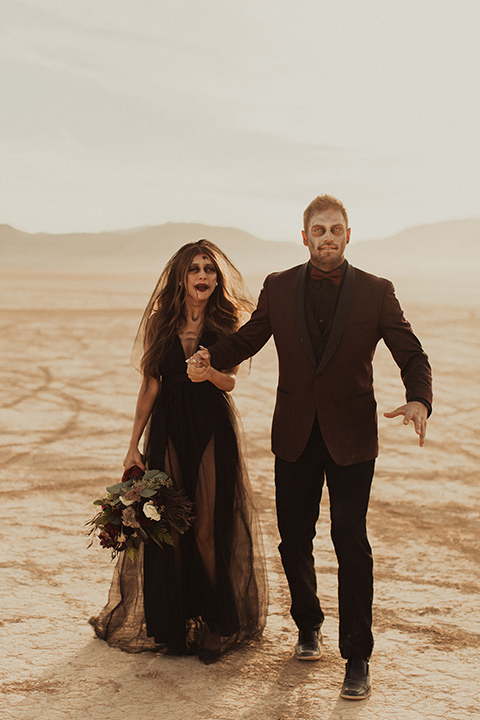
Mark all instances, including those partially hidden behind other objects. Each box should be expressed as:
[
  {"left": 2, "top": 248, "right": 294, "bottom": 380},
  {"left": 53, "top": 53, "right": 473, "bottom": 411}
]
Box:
[{"left": 90, "top": 335, "right": 267, "bottom": 656}]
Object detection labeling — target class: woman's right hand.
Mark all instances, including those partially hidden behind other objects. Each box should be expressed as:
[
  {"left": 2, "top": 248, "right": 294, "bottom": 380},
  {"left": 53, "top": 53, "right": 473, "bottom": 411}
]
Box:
[{"left": 123, "top": 447, "right": 146, "bottom": 471}]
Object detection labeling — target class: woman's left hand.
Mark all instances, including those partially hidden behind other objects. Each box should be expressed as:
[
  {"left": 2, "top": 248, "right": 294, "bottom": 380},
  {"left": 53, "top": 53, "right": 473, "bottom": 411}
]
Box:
[{"left": 186, "top": 347, "right": 212, "bottom": 383}]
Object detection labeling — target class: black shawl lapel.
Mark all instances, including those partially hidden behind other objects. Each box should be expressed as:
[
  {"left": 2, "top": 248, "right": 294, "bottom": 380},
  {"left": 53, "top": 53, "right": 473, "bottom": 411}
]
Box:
[
  {"left": 294, "top": 262, "right": 317, "bottom": 367},
  {"left": 316, "top": 262, "right": 355, "bottom": 373}
]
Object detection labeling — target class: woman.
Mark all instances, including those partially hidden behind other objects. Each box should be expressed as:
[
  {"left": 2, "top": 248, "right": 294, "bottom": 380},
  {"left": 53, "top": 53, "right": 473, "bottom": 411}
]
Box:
[{"left": 90, "top": 239, "right": 267, "bottom": 663}]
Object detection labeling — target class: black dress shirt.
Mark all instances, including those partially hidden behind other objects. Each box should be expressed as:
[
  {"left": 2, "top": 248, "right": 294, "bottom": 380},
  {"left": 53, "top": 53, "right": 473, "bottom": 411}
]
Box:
[{"left": 305, "top": 260, "right": 347, "bottom": 363}]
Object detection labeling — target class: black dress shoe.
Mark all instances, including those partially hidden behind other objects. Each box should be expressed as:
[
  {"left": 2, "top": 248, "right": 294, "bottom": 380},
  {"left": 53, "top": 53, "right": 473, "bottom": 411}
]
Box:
[
  {"left": 340, "top": 657, "right": 371, "bottom": 700},
  {"left": 294, "top": 629, "right": 322, "bottom": 660}
]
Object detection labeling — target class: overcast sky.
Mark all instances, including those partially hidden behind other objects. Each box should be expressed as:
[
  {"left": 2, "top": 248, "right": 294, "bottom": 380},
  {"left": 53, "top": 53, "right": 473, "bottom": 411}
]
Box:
[{"left": 1, "top": 0, "right": 479, "bottom": 242}]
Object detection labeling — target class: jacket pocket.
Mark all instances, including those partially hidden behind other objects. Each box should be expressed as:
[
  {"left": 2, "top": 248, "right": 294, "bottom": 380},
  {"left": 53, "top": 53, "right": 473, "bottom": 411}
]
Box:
[{"left": 347, "top": 389, "right": 374, "bottom": 399}]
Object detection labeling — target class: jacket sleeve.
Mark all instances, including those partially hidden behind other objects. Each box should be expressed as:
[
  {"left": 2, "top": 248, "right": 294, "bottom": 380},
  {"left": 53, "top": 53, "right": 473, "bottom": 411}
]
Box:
[
  {"left": 209, "top": 278, "right": 273, "bottom": 370},
  {"left": 380, "top": 281, "right": 433, "bottom": 411}
]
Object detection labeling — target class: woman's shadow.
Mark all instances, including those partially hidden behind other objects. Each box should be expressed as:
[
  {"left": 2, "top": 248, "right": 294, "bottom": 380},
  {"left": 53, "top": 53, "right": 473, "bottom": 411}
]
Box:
[{"left": 6, "top": 636, "right": 370, "bottom": 720}]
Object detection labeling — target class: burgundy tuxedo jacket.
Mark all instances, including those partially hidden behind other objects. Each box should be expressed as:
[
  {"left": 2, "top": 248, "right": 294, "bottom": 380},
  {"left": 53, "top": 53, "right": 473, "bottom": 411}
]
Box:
[{"left": 209, "top": 261, "right": 433, "bottom": 466}]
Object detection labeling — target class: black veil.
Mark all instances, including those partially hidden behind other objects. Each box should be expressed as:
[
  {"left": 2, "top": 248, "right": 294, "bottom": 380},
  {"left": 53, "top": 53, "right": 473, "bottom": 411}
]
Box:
[{"left": 130, "top": 239, "right": 255, "bottom": 373}]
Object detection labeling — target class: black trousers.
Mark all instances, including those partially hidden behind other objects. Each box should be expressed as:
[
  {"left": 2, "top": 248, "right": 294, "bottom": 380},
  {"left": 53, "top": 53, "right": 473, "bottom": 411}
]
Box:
[{"left": 275, "top": 418, "right": 375, "bottom": 659}]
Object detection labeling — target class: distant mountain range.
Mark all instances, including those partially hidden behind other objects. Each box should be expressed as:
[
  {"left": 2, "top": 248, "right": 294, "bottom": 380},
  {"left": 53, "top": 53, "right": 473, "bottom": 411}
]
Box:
[
  {"left": 0, "top": 222, "right": 304, "bottom": 277},
  {"left": 1, "top": 218, "right": 479, "bottom": 281},
  {"left": 347, "top": 218, "right": 479, "bottom": 279}
]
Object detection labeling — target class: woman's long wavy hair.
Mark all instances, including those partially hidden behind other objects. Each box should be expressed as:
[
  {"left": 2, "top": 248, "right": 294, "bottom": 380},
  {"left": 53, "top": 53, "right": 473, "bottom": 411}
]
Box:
[{"left": 133, "top": 239, "right": 254, "bottom": 378}]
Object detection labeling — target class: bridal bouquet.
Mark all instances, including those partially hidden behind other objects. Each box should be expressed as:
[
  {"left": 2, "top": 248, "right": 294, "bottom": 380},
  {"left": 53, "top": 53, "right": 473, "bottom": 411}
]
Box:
[{"left": 87, "top": 465, "right": 194, "bottom": 561}]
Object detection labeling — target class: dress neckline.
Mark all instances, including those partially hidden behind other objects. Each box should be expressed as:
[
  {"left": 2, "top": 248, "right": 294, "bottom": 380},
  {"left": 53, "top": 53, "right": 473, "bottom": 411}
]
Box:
[
  {"left": 176, "top": 329, "right": 217, "bottom": 361},
  {"left": 177, "top": 332, "right": 202, "bottom": 362}
]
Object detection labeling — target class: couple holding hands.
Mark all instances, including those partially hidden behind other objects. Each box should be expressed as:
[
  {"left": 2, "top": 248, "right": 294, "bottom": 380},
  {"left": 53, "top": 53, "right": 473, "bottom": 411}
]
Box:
[{"left": 91, "top": 194, "right": 432, "bottom": 700}]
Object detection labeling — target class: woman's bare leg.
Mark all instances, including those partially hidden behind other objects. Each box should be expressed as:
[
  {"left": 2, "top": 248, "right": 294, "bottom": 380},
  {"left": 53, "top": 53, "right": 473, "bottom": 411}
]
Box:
[{"left": 194, "top": 436, "right": 216, "bottom": 587}]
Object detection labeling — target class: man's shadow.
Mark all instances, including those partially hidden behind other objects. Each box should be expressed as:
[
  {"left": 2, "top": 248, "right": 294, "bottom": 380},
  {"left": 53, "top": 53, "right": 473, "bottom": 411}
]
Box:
[
  {"left": 326, "top": 696, "right": 371, "bottom": 720},
  {"left": 238, "top": 647, "right": 371, "bottom": 720}
]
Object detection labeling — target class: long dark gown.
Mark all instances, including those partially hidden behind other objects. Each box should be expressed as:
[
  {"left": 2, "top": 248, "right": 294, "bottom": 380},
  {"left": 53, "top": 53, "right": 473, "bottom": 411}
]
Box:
[{"left": 90, "top": 330, "right": 268, "bottom": 656}]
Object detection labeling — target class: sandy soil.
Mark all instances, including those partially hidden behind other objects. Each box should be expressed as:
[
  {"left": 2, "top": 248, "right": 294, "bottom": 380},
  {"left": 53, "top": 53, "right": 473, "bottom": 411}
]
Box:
[{"left": 1, "top": 272, "right": 479, "bottom": 720}]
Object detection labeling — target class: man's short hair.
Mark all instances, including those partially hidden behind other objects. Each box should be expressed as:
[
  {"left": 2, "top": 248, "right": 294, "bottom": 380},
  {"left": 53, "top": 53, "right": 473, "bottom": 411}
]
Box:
[{"left": 303, "top": 194, "right": 349, "bottom": 232}]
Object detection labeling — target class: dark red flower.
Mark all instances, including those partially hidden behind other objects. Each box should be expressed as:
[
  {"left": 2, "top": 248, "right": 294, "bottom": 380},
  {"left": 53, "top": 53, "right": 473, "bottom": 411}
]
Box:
[{"left": 122, "top": 465, "right": 144, "bottom": 482}]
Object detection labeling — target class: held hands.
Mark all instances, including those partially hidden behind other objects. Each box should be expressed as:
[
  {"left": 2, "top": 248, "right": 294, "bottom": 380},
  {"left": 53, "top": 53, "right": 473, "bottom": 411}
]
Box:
[
  {"left": 186, "top": 346, "right": 212, "bottom": 383},
  {"left": 383, "top": 401, "right": 428, "bottom": 447}
]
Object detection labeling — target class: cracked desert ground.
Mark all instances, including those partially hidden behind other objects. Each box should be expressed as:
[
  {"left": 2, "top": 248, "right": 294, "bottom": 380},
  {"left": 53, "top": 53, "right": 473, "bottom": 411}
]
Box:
[{"left": 1, "top": 269, "right": 479, "bottom": 720}]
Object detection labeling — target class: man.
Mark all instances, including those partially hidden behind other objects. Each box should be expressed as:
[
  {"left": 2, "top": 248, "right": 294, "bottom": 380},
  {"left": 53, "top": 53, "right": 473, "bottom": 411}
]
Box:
[{"left": 187, "top": 195, "right": 432, "bottom": 700}]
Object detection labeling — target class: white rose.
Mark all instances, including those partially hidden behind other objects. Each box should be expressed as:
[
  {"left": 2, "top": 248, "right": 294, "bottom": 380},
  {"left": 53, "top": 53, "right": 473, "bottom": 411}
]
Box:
[
  {"left": 120, "top": 496, "right": 135, "bottom": 506},
  {"left": 143, "top": 501, "right": 161, "bottom": 521}
]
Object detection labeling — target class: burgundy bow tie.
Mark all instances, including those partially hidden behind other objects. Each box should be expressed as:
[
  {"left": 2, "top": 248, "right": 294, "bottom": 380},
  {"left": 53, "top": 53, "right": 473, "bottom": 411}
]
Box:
[{"left": 310, "top": 266, "right": 342, "bottom": 286}]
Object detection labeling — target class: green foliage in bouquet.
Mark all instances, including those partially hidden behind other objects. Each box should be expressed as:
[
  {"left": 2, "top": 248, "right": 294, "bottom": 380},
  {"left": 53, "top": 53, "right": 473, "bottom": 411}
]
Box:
[{"left": 87, "top": 466, "right": 194, "bottom": 562}]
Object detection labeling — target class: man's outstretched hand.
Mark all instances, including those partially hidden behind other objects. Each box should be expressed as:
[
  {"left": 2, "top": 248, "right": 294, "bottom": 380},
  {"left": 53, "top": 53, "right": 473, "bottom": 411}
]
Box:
[{"left": 383, "top": 401, "right": 428, "bottom": 447}]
